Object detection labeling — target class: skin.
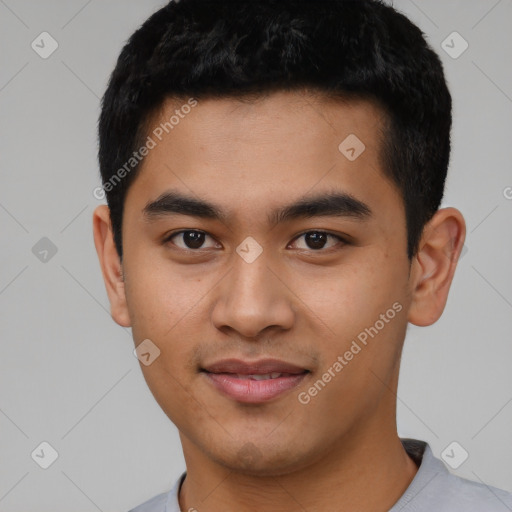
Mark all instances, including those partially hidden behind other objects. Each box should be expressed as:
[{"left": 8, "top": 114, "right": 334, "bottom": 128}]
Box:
[{"left": 93, "top": 90, "right": 466, "bottom": 512}]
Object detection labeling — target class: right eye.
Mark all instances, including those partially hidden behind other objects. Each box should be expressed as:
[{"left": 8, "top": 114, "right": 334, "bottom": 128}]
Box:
[{"left": 164, "top": 230, "right": 221, "bottom": 250}]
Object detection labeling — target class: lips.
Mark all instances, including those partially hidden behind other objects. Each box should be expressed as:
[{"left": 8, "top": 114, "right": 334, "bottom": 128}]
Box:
[
  {"left": 202, "top": 358, "right": 309, "bottom": 403},
  {"left": 203, "top": 358, "right": 307, "bottom": 375},
  {"left": 233, "top": 372, "right": 284, "bottom": 380}
]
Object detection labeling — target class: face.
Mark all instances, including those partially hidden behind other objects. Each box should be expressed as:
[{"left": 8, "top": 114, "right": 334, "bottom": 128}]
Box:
[{"left": 104, "top": 91, "right": 417, "bottom": 474}]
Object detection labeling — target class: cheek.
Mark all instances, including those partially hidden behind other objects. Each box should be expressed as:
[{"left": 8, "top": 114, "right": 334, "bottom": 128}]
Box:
[
  {"left": 139, "top": 359, "right": 203, "bottom": 433},
  {"left": 124, "top": 256, "right": 196, "bottom": 337},
  {"left": 126, "top": 268, "right": 204, "bottom": 424},
  {"left": 297, "top": 256, "right": 404, "bottom": 330},
  {"left": 291, "top": 254, "right": 409, "bottom": 388},
  {"left": 123, "top": 257, "right": 208, "bottom": 372},
  {"left": 352, "top": 248, "right": 408, "bottom": 312}
]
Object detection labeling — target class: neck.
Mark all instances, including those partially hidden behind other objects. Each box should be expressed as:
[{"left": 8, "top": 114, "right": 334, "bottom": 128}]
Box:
[{"left": 178, "top": 417, "right": 418, "bottom": 512}]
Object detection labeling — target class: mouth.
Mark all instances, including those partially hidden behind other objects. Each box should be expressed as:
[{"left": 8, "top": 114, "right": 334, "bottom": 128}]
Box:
[{"left": 201, "top": 358, "right": 310, "bottom": 403}]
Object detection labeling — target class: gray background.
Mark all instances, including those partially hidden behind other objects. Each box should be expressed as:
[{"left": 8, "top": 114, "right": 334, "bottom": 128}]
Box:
[{"left": 0, "top": 0, "right": 511, "bottom": 510}]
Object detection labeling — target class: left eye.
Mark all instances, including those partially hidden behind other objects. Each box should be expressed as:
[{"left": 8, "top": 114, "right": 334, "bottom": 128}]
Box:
[
  {"left": 167, "top": 230, "right": 220, "bottom": 250},
  {"left": 289, "top": 231, "right": 345, "bottom": 250}
]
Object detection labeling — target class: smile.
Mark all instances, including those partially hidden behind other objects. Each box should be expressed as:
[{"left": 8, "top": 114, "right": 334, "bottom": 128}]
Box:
[{"left": 201, "top": 358, "right": 310, "bottom": 403}]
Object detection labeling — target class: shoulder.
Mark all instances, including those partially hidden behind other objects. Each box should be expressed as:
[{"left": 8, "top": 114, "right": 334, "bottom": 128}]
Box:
[
  {"left": 127, "top": 491, "right": 168, "bottom": 512},
  {"left": 397, "top": 439, "right": 512, "bottom": 512},
  {"left": 127, "top": 472, "right": 185, "bottom": 512},
  {"left": 434, "top": 470, "right": 512, "bottom": 511}
]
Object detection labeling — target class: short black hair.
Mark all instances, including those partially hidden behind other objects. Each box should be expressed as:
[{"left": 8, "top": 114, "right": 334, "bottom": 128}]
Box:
[{"left": 98, "top": 0, "right": 452, "bottom": 261}]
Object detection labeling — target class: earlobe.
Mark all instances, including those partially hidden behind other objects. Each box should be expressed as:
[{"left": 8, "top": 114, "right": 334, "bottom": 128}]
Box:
[
  {"left": 408, "top": 207, "right": 466, "bottom": 327},
  {"left": 92, "top": 205, "right": 132, "bottom": 327}
]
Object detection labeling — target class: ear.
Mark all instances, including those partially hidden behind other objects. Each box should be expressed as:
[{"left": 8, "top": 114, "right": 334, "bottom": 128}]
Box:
[
  {"left": 92, "top": 205, "right": 131, "bottom": 327},
  {"left": 408, "top": 207, "right": 466, "bottom": 326}
]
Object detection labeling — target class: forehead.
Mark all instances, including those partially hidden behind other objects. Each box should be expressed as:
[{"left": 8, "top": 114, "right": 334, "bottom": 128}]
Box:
[
  {"left": 148, "top": 90, "right": 386, "bottom": 155},
  {"left": 125, "top": 90, "right": 401, "bottom": 224}
]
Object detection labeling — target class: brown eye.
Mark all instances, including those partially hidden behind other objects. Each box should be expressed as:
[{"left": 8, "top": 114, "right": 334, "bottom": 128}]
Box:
[
  {"left": 167, "top": 230, "right": 219, "bottom": 250},
  {"left": 290, "top": 231, "right": 345, "bottom": 250}
]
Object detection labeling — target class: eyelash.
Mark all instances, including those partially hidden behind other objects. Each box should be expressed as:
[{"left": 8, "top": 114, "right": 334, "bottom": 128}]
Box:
[{"left": 163, "top": 230, "right": 348, "bottom": 252}]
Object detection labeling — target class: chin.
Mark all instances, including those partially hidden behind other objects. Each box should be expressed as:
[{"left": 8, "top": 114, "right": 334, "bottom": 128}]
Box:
[{"left": 209, "top": 439, "right": 316, "bottom": 477}]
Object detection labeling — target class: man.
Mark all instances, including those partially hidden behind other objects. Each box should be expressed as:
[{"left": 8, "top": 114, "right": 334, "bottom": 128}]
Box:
[{"left": 93, "top": 0, "right": 512, "bottom": 510}]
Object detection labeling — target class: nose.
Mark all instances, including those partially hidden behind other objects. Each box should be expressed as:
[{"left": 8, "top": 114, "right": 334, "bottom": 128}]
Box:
[{"left": 211, "top": 252, "right": 295, "bottom": 339}]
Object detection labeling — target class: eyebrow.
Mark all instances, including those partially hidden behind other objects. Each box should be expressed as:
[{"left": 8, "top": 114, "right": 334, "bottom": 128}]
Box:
[{"left": 142, "top": 190, "right": 372, "bottom": 225}]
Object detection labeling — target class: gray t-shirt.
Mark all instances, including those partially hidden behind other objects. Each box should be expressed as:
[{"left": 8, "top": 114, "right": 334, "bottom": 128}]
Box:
[{"left": 129, "top": 439, "right": 512, "bottom": 511}]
